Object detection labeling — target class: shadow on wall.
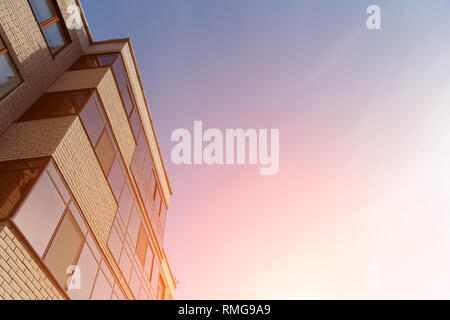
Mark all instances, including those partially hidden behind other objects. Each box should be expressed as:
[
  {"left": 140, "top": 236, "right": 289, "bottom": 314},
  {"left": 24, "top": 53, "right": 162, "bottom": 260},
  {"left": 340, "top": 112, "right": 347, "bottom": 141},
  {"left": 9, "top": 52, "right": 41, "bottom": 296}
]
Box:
[{"left": 0, "top": 25, "right": 90, "bottom": 136}]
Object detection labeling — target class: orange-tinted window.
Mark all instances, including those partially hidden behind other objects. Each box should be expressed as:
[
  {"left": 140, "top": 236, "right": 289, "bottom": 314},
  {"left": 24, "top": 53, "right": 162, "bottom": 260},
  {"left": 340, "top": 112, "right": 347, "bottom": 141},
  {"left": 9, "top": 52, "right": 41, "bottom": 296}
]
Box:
[
  {"left": 43, "top": 210, "right": 85, "bottom": 290},
  {"left": 0, "top": 158, "right": 47, "bottom": 219},
  {"left": 95, "top": 130, "right": 116, "bottom": 176},
  {"left": 136, "top": 224, "right": 148, "bottom": 266},
  {"left": 19, "top": 90, "right": 91, "bottom": 122}
]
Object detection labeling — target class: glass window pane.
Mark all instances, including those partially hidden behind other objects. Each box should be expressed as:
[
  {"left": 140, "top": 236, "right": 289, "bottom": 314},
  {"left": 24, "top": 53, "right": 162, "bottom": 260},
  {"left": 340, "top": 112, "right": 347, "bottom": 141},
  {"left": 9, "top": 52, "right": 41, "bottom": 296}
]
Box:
[
  {"left": 20, "top": 91, "right": 90, "bottom": 121},
  {"left": 129, "top": 108, "right": 142, "bottom": 140},
  {"left": 95, "top": 131, "right": 116, "bottom": 176},
  {"left": 0, "top": 53, "right": 22, "bottom": 99},
  {"left": 129, "top": 268, "right": 140, "bottom": 298},
  {"left": 118, "top": 249, "right": 132, "bottom": 281},
  {"left": 42, "top": 21, "right": 68, "bottom": 54},
  {"left": 46, "top": 162, "right": 71, "bottom": 204},
  {"left": 108, "top": 224, "right": 122, "bottom": 261},
  {"left": 12, "top": 172, "right": 66, "bottom": 256},
  {"left": 71, "top": 56, "right": 100, "bottom": 70},
  {"left": 90, "top": 270, "right": 112, "bottom": 300},
  {"left": 127, "top": 205, "right": 141, "bottom": 246},
  {"left": 121, "top": 86, "right": 134, "bottom": 116},
  {"left": 68, "top": 244, "right": 98, "bottom": 300},
  {"left": 144, "top": 246, "right": 154, "bottom": 279},
  {"left": 118, "top": 182, "right": 133, "bottom": 224},
  {"left": 108, "top": 157, "right": 125, "bottom": 201},
  {"left": 80, "top": 95, "right": 104, "bottom": 146},
  {"left": 112, "top": 56, "right": 128, "bottom": 92},
  {"left": 43, "top": 211, "right": 85, "bottom": 290},
  {"left": 69, "top": 200, "right": 88, "bottom": 236},
  {"left": 0, "top": 162, "right": 42, "bottom": 219},
  {"left": 136, "top": 224, "right": 148, "bottom": 266},
  {"left": 29, "top": 0, "right": 55, "bottom": 24},
  {"left": 99, "top": 54, "right": 119, "bottom": 66}
]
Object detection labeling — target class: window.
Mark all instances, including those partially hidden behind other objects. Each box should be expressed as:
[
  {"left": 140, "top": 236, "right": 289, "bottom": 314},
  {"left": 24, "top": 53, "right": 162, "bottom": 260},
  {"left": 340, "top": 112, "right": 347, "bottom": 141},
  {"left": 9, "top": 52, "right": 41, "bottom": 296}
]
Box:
[
  {"left": 70, "top": 53, "right": 141, "bottom": 139},
  {"left": 80, "top": 94, "right": 105, "bottom": 146},
  {"left": 43, "top": 210, "right": 85, "bottom": 289},
  {"left": 19, "top": 90, "right": 91, "bottom": 122},
  {"left": 136, "top": 224, "right": 148, "bottom": 266},
  {"left": 70, "top": 53, "right": 119, "bottom": 70},
  {"left": 0, "top": 36, "right": 22, "bottom": 99},
  {"left": 28, "top": 0, "right": 70, "bottom": 55},
  {"left": 12, "top": 171, "right": 67, "bottom": 256},
  {"left": 95, "top": 130, "right": 116, "bottom": 176},
  {"left": 0, "top": 158, "right": 45, "bottom": 219}
]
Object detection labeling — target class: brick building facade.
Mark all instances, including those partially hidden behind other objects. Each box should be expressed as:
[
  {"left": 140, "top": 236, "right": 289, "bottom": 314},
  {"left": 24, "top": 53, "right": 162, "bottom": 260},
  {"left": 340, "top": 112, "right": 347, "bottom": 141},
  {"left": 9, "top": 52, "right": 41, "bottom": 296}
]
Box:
[{"left": 0, "top": 0, "right": 176, "bottom": 300}]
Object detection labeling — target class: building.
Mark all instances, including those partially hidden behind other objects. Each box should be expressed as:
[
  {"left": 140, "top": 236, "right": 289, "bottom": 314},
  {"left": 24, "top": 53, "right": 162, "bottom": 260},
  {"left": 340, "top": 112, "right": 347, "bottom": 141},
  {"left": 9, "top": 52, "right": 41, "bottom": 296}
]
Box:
[{"left": 0, "top": 0, "right": 176, "bottom": 300}]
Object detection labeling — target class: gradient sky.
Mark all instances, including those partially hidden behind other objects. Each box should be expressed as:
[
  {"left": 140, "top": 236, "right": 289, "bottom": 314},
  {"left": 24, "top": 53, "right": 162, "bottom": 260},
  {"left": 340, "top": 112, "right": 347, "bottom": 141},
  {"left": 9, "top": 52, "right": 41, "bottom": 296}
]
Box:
[{"left": 81, "top": 0, "right": 450, "bottom": 299}]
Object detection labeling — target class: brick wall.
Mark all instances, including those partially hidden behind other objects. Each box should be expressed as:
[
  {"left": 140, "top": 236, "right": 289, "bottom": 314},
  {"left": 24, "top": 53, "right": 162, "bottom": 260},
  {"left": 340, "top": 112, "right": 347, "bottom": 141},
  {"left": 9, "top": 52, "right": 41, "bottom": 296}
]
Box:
[
  {"left": 0, "top": 116, "right": 76, "bottom": 163},
  {"left": 0, "top": 0, "right": 89, "bottom": 135},
  {"left": 53, "top": 117, "right": 134, "bottom": 299},
  {"left": 0, "top": 223, "right": 65, "bottom": 300}
]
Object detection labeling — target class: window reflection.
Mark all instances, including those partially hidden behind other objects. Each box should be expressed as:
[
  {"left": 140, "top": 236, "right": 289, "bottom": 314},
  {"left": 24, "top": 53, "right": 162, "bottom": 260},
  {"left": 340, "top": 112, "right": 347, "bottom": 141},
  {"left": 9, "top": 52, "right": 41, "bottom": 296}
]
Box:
[
  {"left": 0, "top": 51, "right": 22, "bottom": 99},
  {"left": 43, "top": 210, "right": 85, "bottom": 289},
  {"left": 80, "top": 94, "right": 105, "bottom": 146},
  {"left": 12, "top": 170, "right": 66, "bottom": 257},
  {"left": 28, "top": 0, "right": 70, "bottom": 55},
  {"left": 0, "top": 158, "right": 45, "bottom": 219},
  {"left": 19, "top": 90, "right": 91, "bottom": 122}
]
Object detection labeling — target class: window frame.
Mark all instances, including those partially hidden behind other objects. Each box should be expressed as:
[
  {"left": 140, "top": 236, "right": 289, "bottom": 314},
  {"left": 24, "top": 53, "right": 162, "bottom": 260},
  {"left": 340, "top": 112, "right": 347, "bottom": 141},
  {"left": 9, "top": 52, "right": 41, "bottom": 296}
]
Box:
[
  {"left": 0, "top": 35, "right": 23, "bottom": 101},
  {"left": 69, "top": 53, "right": 140, "bottom": 145},
  {"left": 27, "top": 0, "right": 71, "bottom": 57}
]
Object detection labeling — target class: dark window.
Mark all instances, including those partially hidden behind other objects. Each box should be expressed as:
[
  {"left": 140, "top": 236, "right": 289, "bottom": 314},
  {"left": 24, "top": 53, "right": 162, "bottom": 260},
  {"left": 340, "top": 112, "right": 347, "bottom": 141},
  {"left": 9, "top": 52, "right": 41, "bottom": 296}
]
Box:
[
  {"left": 28, "top": 0, "right": 70, "bottom": 55},
  {"left": 70, "top": 53, "right": 140, "bottom": 139},
  {"left": 95, "top": 130, "right": 116, "bottom": 176},
  {"left": 43, "top": 210, "right": 85, "bottom": 290},
  {"left": 136, "top": 224, "right": 148, "bottom": 266},
  {"left": 0, "top": 37, "right": 22, "bottom": 99},
  {"left": 19, "top": 90, "right": 91, "bottom": 122},
  {"left": 99, "top": 54, "right": 119, "bottom": 66},
  {"left": 70, "top": 53, "right": 119, "bottom": 71},
  {"left": 0, "top": 158, "right": 47, "bottom": 219},
  {"left": 80, "top": 93, "right": 105, "bottom": 146}
]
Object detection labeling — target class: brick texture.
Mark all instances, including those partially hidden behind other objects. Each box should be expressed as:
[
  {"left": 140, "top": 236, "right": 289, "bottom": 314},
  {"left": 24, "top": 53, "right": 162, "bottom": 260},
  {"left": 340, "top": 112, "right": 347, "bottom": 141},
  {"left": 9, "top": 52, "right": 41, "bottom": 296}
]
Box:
[
  {"left": 0, "top": 116, "right": 76, "bottom": 162},
  {"left": 0, "top": 223, "right": 65, "bottom": 300},
  {"left": 52, "top": 117, "right": 134, "bottom": 299},
  {"left": 0, "top": 0, "right": 89, "bottom": 136}
]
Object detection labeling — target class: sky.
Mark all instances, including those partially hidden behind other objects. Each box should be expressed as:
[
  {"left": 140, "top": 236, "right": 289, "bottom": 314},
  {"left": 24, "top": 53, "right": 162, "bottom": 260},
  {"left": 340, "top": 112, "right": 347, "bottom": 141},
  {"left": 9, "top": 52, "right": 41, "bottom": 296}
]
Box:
[{"left": 81, "top": 0, "right": 450, "bottom": 299}]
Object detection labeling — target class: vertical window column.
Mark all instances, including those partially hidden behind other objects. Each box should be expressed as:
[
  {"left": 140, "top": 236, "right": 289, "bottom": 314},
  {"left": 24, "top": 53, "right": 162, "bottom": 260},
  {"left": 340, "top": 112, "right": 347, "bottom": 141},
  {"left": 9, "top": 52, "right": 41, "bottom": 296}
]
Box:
[{"left": 28, "top": 0, "right": 70, "bottom": 55}]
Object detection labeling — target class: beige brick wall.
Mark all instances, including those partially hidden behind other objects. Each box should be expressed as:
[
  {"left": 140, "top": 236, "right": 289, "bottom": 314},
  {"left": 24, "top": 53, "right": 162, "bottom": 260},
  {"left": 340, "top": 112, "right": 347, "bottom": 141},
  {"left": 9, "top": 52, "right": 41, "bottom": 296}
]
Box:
[
  {"left": 46, "top": 68, "right": 109, "bottom": 92},
  {"left": 0, "top": 116, "right": 76, "bottom": 163},
  {"left": 85, "top": 41, "right": 172, "bottom": 207},
  {"left": 46, "top": 67, "right": 137, "bottom": 166},
  {"left": 53, "top": 117, "right": 134, "bottom": 299},
  {"left": 0, "top": 223, "right": 65, "bottom": 300},
  {"left": 84, "top": 42, "right": 126, "bottom": 55},
  {"left": 0, "top": 115, "right": 134, "bottom": 299},
  {"left": 0, "top": 0, "right": 89, "bottom": 135},
  {"left": 97, "top": 69, "right": 136, "bottom": 165}
]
